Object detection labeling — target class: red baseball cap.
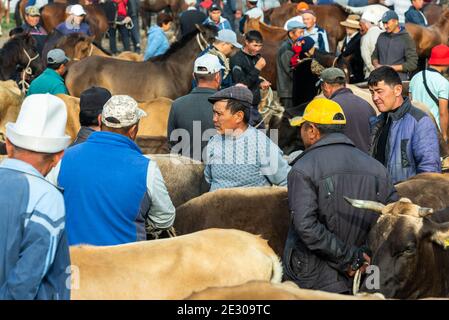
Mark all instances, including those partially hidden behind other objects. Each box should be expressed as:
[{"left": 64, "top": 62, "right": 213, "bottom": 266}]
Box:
[{"left": 429, "top": 44, "right": 449, "bottom": 66}]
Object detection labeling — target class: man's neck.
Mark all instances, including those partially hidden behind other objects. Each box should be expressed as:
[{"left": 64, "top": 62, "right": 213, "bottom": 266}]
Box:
[
  {"left": 390, "top": 96, "right": 404, "bottom": 112},
  {"left": 197, "top": 83, "right": 219, "bottom": 90},
  {"left": 391, "top": 26, "right": 401, "bottom": 34},
  {"left": 429, "top": 65, "right": 447, "bottom": 73},
  {"left": 307, "top": 25, "right": 316, "bottom": 32},
  {"left": 225, "top": 124, "right": 249, "bottom": 137},
  {"left": 11, "top": 155, "right": 50, "bottom": 177}
]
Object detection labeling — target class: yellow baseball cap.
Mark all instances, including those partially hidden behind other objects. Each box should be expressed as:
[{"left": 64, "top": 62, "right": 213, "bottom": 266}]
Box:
[{"left": 290, "top": 98, "right": 346, "bottom": 127}]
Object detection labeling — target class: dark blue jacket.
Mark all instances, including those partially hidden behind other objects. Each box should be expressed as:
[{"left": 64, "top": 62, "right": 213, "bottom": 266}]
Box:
[
  {"left": 369, "top": 97, "right": 441, "bottom": 184},
  {"left": 58, "top": 131, "right": 150, "bottom": 246},
  {"left": 405, "top": 6, "right": 428, "bottom": 26}
]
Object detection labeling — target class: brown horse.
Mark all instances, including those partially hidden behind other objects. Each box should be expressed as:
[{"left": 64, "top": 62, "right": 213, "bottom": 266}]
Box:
[
  {"left": 268, "top": 3, "right": 348, "bottom": 53},
  {"left": 405, "top": 8, "right": 449, "bottom": 58},
  {"left": 423, "top": 3, "right": 443, "bottom": 26},
  {"left": 244, "top": 18, "right": 287, "bottom": 42},
  {"left": 65, "top": 24, "right": 217, "bottom": 101},
  {"left": 39, "top": 2, "right": 108, "bottom": 43}
]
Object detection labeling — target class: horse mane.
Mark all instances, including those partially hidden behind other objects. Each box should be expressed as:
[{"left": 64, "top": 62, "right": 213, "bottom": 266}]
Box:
[
  {"left": 57, "top": 33, "right": 91, "bottom": 48},
  {"left": 151, "top": 24, "right": 217, "bottom": 62},
  {"left": 0, "top": 34, "right": 28, "bottom": 64},
  {"left": 434, "top": 8, "right": 449, "bottom": 29}
]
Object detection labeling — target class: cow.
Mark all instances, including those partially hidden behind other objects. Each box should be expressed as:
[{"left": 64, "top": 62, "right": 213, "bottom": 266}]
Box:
[
  {"left": 345, "top": 197, "right": 449, "bottom": 299},
  {"left": 174, "top": 187, "right": 290, "bottom": 257},
  {"left": 186, "top": 280, "right": 385, "bottom": 300},
  {"left": 147, "top": 154, "right": 208, "bottom": 208},
  {"left": 69, "top": 228, "right": 283, "bottom": 300},
  {"left": 396, "top": 173, "right": 449, "bottom": 211}
]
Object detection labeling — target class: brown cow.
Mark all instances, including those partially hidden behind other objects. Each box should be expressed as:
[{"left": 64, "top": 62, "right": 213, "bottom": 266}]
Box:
[
  {"left": 174, "top": 186, "right": 289, "bottom": 257},
  {"left": 69, "top": 228, "right": 282, "bottom": 300},
  {"left": 396, "top": 173, "right": 449, "bottom": 211},
  {"left": 345, "top": 197, "right": 449, "bottom": 299},
  {"left": 146, "top": 154, "right": 208, "bottom": 208},
  {"left": 186, "top": 280, "right": 385, "bottom": 300}
]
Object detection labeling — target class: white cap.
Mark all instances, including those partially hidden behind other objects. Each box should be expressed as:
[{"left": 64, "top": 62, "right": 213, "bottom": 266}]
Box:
[
  {"left": 6, "top": 94, "right": 71, "bottom": 153},
  {"left": 361, "top": 11, "right": 379, "bottom": 25},
  {"left": 70, "top": 4, "right": 87, "bottom": 16},
  {"left": 194, "top": 54, "right": 224, "bottom": 74},
  {"left": 215, "top": 29, "right": 242, "bottom": 49}
]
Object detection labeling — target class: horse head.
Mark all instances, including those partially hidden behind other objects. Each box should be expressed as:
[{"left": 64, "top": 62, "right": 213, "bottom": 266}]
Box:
[
  {"left": 195, "top": 23, "right": 218, "bottom": 48},
  {"left": 434, "top": 8, "right": 449, "bottom": 37},
  {"left": 56, "top": 33, "right": 96, "bottom": 61},
  {"left": 0, "top": 32, "right": 44, "bottom": 80},
  {"left": 334, "top": 54, "right": 352, "bottom": 84}
]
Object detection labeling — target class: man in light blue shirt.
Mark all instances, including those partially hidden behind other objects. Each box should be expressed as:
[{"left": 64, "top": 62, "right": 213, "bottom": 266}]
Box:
[
  {"left": 203, "top": 4, "right": 233, "bottom": 31},
  {"left": 205, "top": 86, "right": 290, "bottom": 191},
  {"left": 410, "top": 44, "right": 449, "bottom": 142},
  {"left": 0, "top": 94, "right": 71, "bottom": 300}
]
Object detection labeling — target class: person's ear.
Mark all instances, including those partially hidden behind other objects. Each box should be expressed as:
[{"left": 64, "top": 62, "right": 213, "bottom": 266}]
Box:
[
  {"left": 52, "top": 151, "right": 65, "bottom": 168},
  {"left": 5, "top": 138, "right": 14, "bottom": 158},
  {"left": 97, "top": 114, "right": 102, "bottom": 127},
  {"left": 394, "top": 84, "right": 403, "bottom": 97},
  {"left": 128, "top": 123, "right": 139, "bottom": 140}
]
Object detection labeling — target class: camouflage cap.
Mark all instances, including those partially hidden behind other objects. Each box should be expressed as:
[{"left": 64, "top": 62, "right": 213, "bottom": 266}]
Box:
[
  {"left": 101, "top": 95, "right": 147, "bottom": 128},
  {"left": 25, "top": 6, "right": 40, "bottom": 16}
]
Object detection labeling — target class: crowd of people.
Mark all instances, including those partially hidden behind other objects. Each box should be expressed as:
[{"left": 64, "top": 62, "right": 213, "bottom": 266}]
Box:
[{"left": 1, "top": 0, "right": 449, "bottom": 300}]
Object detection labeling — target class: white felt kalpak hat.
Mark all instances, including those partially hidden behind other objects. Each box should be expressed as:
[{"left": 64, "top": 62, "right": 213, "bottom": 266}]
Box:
[{"left": 6, "top": 94, "right": 71, "bottom": 153}]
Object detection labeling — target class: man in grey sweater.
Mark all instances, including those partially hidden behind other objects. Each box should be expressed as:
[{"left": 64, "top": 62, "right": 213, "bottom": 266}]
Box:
[{"left": 371, "top": 10, "right": 418, "bottom": 81}]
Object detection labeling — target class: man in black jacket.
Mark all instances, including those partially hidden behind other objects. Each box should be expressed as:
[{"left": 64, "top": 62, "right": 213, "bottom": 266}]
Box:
[
  {"left": 180, "top": 0, "right": 207, "bottom": 38},
  {"left": 339, "top": 15, "right": 364, "bottom": 83},
  {"left": 320, "top": 67, "right": 375, "bottom": 153},
  {"left": 230, "top": 30, "right": 270, "bottom": 127},
  {"left": 283, "top": 98, "right": 398, "bottom": 294}
]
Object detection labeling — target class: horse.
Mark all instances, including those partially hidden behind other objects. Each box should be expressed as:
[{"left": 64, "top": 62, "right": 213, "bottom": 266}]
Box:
[
  {"left": 244, "top": 18, "right": 287, "bottom": 42},
  {"left": 268, "top": 3, "right": 348, "bottom": 53},
  {"left": 0, "top": 33, "right": 44, "bottom": 91},
  {"left": 42, "top": 31, "right": 143, "bottom": 66},
  {"left": 40, "top": 2, "right": 108, "bottom": 43},
  {"left": 65, "top": 24, "right": 218, "bottom": 101},
  {"left": 405, "top": 8, "right": 449, "bottom": 58},
  {"left": 423, "top": 3, "right": 443, "bottom": 26},
  {"left": 15, "top": 0, "right": 71, "bottom": 26},
  {"left": 140, "top": 0, "right": 187, "bottom": 31}
]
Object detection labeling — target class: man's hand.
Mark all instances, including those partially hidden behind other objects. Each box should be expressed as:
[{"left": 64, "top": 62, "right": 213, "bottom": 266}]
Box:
[
  {"left": 260, "top": 80, "right": 271, "bottom": 90},
  {"left": 255, "top": 57, "right": 266, "bottom": 70},
  {"left": 123, "top": 16, "right": 132, "bottom": 24},
  {"left": 347, "top": 253, "right": 371, "bottom": 277}
]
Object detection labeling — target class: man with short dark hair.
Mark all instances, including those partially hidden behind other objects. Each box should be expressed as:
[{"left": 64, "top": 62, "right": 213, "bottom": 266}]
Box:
[
  {"left": 0, "top": 94, "right": 71, "bottom": 299},
  {"left": 71, "top": 87, "right": 112, "bottom": 146},
  {"left": 168, "top": 54, "right": 222, "bottom": 161},
  {"left": 203, "top": 4, "right": 232, "bottom": 31},
  {"left": 368, "top": 66, "right": 440, "bottom": 184},
  {"left": 204, "top": 85, "right": 290, "bottom": 191},
  {"left": 277, "top": 20, "right": 306, "bottom": 110},
  {"left": 320, "top": 67, "right": 375, "bottom": 153},
  {"left": 371, "top": 10, "right": 418, "bottom": 80},
  {"left": 230, "top": 30, "right": 270, "bottom": 127},
  {"left": 284, "top": 98, "right": 398, "bottom": 294},
  {"left": 26, "top": 49, "right": 69, "bottom": 96},
  {"left": 47, "top": 95, "right": 176, "bottom": 246}
]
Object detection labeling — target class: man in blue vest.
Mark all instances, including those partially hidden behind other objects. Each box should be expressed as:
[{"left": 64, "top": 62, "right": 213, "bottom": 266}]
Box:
[{"left": 47, "top": 95, "right": 176, "bottom": 246}]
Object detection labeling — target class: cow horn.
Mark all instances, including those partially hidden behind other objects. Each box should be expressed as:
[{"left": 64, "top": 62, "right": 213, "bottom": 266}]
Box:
[
  {"left": 343, "top": 196, "right": 385, "bottom": 213},
  {"left": 418, "top": 207, "right": 434, "bottom": 217}
]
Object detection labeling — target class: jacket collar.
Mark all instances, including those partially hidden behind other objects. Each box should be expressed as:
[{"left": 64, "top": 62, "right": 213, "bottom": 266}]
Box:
[
  {"left": 384, "top": 96, "right": 412, "bottom": 121},
  {"left": 329, "top": 87, "right": 353, "bottom": 99},
  {"left": 292, "top": 133, "right": 355, "bottom": 165},
  {"left": 86, "top": 131, "right": 143, "bottom": 154},
  {"left": 191, "top": 87, "right": 217, "bottom": 94},
  {"left": 0, "top": 158, "right": 44, "bottom": 179}
]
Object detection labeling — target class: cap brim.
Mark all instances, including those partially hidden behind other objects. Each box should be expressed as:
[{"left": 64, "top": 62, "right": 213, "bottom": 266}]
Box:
[
  {"left": 233, "top": 42, "right": 243, "bottom": 49},
  {"left": 340, "top": 22, "right": 360, "bottom": 29},
  {"left": 289, "top": 116, "right": 306, "bottom": 127}
]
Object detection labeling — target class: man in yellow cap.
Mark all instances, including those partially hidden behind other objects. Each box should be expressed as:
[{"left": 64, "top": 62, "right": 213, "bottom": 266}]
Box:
[{"left": 283, "top": 98, "right": 398, "bottom": 294}]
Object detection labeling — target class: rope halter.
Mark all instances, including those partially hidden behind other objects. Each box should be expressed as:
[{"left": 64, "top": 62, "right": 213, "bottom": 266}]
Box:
[
  {"left": 19, "top": 48, "right": 40, "bottom": 94},
  {"left": 196, "top": 32, "right": 209, "bottom": 51}
]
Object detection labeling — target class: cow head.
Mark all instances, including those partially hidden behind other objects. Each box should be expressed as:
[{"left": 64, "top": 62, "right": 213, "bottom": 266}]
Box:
[{"left": 345, "top": 197, "right": 449, "bottom": 299}]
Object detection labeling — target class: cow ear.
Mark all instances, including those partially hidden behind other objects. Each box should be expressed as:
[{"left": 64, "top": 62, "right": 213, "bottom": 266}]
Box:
[{"left": 425, "top": 220, "right": 449, "bottom": 249}]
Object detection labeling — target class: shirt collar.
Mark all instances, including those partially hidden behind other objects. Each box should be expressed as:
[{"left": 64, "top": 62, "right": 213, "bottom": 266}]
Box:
[{"left": 0, "top": 158, "right": 44, "bottom": 179}]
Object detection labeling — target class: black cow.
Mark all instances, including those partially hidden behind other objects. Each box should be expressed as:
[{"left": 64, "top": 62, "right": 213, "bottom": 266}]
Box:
[{"left": 346, "top": 197, "right": 449, "bottom": 299}]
